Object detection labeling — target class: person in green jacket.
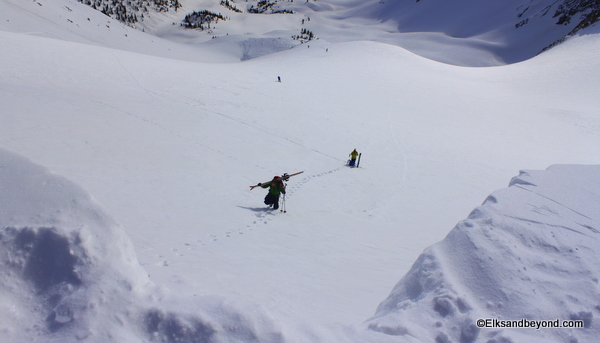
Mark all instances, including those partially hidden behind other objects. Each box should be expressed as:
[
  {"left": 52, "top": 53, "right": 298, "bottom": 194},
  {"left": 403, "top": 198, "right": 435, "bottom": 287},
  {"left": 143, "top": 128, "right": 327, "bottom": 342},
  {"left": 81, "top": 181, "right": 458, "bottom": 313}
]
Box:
[
  {"left": 259, "top": 176, "right": 286, "bottom": 210},
  {"left": 349, "top": 149, "right": 359, "bottom": 167}
]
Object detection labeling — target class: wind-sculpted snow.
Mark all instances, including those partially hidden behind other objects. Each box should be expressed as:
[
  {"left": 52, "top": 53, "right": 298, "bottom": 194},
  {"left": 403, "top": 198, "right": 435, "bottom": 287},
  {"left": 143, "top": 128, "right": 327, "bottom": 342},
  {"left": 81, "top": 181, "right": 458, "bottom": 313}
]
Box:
[
  {"left": 367, "top": 165, "right": 600, "bottom": 343},
  {"left": 0, "top": 149, "right": 284, "bottom": 343}
]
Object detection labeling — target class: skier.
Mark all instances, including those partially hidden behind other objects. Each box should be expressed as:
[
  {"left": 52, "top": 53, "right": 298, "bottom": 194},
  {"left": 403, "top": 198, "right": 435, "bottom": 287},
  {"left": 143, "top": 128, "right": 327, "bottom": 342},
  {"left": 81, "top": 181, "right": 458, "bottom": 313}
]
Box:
[
  {"left": 348, "top": 149, "right": 359, "bottom": 167},
  {"left": 259, "top": 176, "right": 286, "bottom": 210}
]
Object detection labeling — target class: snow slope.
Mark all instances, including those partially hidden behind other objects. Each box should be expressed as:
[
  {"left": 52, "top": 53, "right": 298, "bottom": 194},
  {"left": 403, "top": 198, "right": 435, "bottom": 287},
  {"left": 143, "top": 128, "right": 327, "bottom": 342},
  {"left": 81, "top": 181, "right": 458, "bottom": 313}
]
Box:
[
  {"left": 1, "top": 0, "right": 600, "bottom": 342},
  {"left": 349, "top": 0, "right": 587, "bottom": 64},
  {"left": 0, "top": 0, "right": 242, "bottom": 62}
]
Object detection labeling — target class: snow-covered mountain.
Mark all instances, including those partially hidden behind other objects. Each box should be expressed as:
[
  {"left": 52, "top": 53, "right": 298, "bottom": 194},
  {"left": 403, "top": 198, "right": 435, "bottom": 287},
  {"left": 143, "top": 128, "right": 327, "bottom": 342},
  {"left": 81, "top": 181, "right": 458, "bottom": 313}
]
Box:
[
  {"left": 1, "top": 0, "right": 599, "bottom": 342},
  {"left": 4, "top": 0, "right": 600, "bottom": 65},
  {"left": 66, "top": 0, "right": 600, "bottom": 65},
  {"left": 353, "top": 0, "right": 600, "bottom": 63}
]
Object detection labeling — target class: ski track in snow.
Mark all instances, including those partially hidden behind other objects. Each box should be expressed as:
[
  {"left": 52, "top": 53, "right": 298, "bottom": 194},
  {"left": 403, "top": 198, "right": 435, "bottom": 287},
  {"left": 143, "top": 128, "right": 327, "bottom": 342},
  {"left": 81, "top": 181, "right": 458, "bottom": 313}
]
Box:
[
  {"left": 184, "top": 166, "right": 346, "bottom": 247},
  {"left": 139, "top": 87, "right": 344, "bottom": 172},
  {"left": 515, "top": 184, "right": 595, "bottom": 222},
  {"left": 113, "top": 53, "right": 162, "bottom": 100},
  {"left": 385, "top": 105, "right": 409, "bottom": 182}
]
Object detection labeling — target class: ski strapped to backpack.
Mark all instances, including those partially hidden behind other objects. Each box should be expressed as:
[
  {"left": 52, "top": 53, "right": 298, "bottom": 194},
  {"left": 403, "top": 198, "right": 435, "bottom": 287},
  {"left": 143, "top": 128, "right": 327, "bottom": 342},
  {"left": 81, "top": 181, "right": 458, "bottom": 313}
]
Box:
[{"left": 249, "top": 171, "right": 304, "bottom": 190}]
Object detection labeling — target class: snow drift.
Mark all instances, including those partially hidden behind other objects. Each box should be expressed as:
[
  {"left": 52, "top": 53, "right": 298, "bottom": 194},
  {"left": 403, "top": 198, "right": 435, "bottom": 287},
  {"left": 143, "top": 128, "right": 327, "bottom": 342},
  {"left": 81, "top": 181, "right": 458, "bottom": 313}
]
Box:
[
  {"left": 367, "top": 165, "right": 600, "bottom": 343},
  {"left": 0, "top": 149, "right": 284, "bottom": 343}
]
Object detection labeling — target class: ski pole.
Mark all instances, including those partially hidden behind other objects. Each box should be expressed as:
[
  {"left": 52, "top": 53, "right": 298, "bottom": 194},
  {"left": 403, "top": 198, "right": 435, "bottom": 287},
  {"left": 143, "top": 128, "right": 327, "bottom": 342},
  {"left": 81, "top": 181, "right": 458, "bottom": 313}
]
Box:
[{"left": 281, "top": 193, "right": 287, "bottom": 213}]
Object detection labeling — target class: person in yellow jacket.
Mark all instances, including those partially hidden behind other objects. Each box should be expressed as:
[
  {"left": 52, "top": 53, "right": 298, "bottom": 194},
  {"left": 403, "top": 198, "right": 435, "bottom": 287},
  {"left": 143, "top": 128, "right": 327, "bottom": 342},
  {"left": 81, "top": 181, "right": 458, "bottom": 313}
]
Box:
[{"left": 349, "top": 149, "right": 359, "bottom": 167}]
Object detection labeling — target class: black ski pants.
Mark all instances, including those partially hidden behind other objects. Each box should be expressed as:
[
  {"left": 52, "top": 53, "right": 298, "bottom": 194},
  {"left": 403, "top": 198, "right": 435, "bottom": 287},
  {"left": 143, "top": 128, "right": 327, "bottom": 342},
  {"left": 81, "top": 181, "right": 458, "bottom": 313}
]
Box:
[{"left": 264, "top": 193, "right": 280, "bottom": 209}]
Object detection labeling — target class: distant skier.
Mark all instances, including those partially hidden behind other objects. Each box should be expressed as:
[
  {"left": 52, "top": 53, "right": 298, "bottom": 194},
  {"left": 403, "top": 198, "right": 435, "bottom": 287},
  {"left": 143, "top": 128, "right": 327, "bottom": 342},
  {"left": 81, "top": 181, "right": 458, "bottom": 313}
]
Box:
[
  {"left": 348, "top": 149, "right": 359, "bottom": 167},
  {"left": 277, "top": 76, "right": 281, "bottom": 82},
  {"left": 259, "top": 176, "right": 286, "bottom": 209}
]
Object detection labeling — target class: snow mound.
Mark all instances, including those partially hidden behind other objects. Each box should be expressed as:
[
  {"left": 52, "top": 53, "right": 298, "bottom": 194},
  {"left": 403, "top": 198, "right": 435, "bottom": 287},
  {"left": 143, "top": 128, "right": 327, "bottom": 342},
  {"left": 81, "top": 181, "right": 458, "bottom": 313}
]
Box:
[
  {"left": 0, "top": 149, "right": 283, "bottom": 343},
  {"left": 367, "top": 165, "right": 600, "bottom": 343}
]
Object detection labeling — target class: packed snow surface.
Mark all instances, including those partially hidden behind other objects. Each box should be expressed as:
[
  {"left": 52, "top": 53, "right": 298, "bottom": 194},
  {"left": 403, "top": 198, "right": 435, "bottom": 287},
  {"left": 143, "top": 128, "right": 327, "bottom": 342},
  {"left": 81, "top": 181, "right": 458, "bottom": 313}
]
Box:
[{"left": 1, "top": 0, "right": 600, "bottom": 342}]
